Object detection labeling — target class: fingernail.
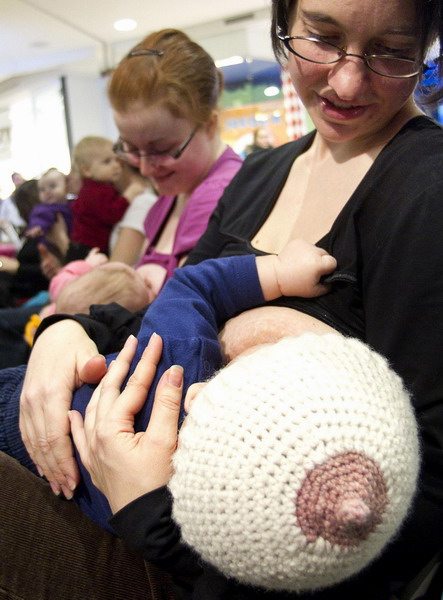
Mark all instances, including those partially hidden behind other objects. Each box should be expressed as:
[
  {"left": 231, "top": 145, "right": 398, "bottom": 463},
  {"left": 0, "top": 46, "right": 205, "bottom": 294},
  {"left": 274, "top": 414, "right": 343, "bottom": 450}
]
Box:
[
  {"left": 168, "top": 365, "right": 183, "bottom": 388},
  {"left": 36, "top": 465, "right": 44, "bottom": 477},
  {"left": 61, "top": 485, "right": 74, "bottom": 500},
  {"left": 49, "top": 481, "right": 61, "bottom": 496},
  {"left": 66, "top": 476, "right": 77, "bottom": 491}
]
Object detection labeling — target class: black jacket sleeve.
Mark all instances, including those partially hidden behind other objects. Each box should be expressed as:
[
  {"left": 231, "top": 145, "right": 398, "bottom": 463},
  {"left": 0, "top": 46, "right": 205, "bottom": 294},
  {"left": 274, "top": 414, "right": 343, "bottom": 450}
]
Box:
[
  {"left": 34, "top": 302, "right": 147, "bottom": 354},
  {"left": 110, "top": 487, "right": 203, "bottom": 598}
]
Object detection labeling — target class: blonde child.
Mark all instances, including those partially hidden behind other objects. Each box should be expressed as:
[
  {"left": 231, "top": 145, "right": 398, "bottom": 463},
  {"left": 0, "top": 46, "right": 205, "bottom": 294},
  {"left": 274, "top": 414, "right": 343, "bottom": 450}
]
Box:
[{"left": 71, "top": 136, "right": 145, "bottom": 254}]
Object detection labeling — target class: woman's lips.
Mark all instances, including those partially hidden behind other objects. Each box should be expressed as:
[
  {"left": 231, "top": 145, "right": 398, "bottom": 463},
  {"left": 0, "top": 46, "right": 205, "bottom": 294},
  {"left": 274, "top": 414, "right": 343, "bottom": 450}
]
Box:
[
  {"left": 153, "top": 170, "right": 175, "bottom": 186},
  {"left": 320, "top": 95, "right": 368, "bottom": 120}
]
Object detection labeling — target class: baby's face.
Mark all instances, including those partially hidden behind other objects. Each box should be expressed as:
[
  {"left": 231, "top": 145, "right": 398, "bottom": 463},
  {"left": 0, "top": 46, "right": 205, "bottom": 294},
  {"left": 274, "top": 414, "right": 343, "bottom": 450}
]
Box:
[
  {"left": 38, "top": 170, "right": 67, "bottom": 204},
  {"left": 84, "top": 145, "right": 122, "bottom": 184}
]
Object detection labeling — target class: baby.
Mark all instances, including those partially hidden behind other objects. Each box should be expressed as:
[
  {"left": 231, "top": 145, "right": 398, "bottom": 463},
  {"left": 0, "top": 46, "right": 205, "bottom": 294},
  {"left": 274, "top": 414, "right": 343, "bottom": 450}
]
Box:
[
  {"left": 3, "top": 239, "right": 335, "bottom": 521},
  {"left": 71, "top": 136, "right": 145, "bottom": 254},
  {"left": 26, "top": 168, "right": 72, "bottom": 244}
]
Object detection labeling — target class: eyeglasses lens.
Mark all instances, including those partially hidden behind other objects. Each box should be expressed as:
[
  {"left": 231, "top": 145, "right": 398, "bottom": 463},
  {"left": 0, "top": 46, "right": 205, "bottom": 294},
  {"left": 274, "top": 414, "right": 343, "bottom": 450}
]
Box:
[{"left": 287, "top": 38, "right": 419, "bottom": 77}]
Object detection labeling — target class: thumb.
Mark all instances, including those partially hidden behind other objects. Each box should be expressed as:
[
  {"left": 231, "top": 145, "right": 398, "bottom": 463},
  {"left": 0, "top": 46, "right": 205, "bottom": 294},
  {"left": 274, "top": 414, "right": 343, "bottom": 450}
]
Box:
[
  {"left": 319, "top": 254, "right": 337, "bottom": 274},
  {"left": 79, "top": 354, "right": 108, "bottom": 384}
]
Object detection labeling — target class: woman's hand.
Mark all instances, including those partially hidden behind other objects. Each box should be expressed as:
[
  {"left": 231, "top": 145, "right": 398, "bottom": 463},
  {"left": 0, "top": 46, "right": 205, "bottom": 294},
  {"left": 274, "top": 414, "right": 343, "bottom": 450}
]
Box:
[
  {"left": 70, "top": 333, "right": 183, "bottom": 514},
  {"left": 19, "top": 320, "right": 107, "bottom": 498}
]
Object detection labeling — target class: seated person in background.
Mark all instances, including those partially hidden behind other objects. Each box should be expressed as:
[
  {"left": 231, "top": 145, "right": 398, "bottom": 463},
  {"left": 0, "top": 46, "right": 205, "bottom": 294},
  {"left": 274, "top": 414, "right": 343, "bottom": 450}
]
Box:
[
  {"left": 0, "top": 180, "right": 49, "bottom": 308},
  {"left": 245, "top": 126, "right": 274, "bottom": 156},
  {"left": 109, "top": 28, "right": 243, "bottom": 295},
  {"left": 26, "top": 168, "right": 72, "bottom": 255},
  {"left": 0, "top": 173, "right": 27, "bottom": 241},
  {"left": 71, "top": 136, "right": 146, "bottom": 255},
  {"left": 1, "top": 239, "right": 337, "bottom": 527}
]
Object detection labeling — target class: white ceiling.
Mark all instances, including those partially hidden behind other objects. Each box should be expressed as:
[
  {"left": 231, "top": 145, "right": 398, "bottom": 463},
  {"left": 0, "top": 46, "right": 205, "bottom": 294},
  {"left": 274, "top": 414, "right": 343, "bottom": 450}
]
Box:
[{"left": 1, "top": 0, "right": 273, "bottom": 83}]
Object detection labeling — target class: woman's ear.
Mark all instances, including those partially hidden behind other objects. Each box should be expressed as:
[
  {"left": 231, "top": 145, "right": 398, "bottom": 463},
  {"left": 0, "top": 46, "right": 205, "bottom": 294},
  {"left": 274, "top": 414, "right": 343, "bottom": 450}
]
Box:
[{"left": 204, "top": 110, "right": 219, "bottom": 138}]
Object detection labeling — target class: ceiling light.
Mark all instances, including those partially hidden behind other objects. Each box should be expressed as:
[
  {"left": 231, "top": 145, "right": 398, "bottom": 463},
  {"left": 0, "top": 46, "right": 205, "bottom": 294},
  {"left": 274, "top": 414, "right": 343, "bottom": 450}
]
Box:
[
  {"left": 215, "top": 56, "right": 244, "bottom": 68},
  {"left": 264, "top": 86, "right": 280, "bottom": 97},
  {"left": 114, "top": 18, "right": 137, "bottom": 32}
]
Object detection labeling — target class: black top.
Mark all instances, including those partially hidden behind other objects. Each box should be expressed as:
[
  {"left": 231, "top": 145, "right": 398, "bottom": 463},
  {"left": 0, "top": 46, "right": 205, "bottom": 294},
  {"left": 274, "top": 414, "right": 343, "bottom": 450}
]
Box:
[{"left": 39, "top": 115, "right": 443, "bottom": 599}]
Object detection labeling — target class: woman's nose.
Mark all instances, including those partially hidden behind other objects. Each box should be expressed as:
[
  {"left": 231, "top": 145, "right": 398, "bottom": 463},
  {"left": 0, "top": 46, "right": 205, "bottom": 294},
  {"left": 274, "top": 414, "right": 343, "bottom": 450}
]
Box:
[
  {"left": 138, "top": 155, "right": 158, "bottom": 177},
  {"left": 327, "top": 57, "right": 369, "bottom": 101}
]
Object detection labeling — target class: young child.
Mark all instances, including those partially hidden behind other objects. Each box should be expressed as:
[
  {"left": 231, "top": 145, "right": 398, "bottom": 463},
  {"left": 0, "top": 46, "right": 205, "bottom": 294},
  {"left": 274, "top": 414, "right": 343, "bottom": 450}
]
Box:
[
  {"left": 26, "top": 169, "right": 72, "bottom": 247},
  {"left": 71, "top": 136, "right": 144, "bottom": 254}
]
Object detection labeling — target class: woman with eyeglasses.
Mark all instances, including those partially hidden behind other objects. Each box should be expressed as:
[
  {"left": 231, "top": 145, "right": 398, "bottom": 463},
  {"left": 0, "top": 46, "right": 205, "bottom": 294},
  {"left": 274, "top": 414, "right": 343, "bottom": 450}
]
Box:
[
  {"left": 109, "top": 28, "right": 242, "bottom": 298},
  {"left": 3, "top": 0, "right": 443, "bottom": 599}
]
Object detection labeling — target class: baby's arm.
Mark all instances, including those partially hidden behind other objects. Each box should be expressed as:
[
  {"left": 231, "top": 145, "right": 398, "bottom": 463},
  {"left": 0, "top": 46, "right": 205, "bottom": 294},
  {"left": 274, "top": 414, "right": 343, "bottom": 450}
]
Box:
[{"left": 256, "top": 239, "right": 336, "bottom": 301}]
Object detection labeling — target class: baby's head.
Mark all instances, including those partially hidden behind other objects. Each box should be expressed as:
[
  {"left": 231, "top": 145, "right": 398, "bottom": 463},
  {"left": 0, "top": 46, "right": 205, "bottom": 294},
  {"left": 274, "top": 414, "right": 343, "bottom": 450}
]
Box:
[
  {"left": 55, "top": 262, "right": 152, "bottom": 315},
  {"left": 73, "top": 136, "right": 122, "bottom": 185},
  {"left": 170, "top": 333, "right": 419, "bottom": 593},
  {"left": 37, "top": 168, "right": 67, "bottom": 205}
]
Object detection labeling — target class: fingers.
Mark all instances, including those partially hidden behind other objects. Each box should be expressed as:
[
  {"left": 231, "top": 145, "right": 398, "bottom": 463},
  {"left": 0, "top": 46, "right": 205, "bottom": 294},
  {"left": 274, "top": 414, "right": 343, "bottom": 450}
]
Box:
[
  {"left": 79, "top": 354, "right": 108, "bottom": 384},
  {"left": 319, "top": 253, "right": 337, "bottom": 274},
  {"left": 19, "top": 395, "right": 80, "bottom": 498},
  {"left": 19, "top": 321, "right": 103, "bottom": 495},
  {"left": 84, "top": 333, "right": 163, "bottom": 432},
  {"left": 98, "top": 333, "right": 164, "bottom": 424},
  {"left": 145, "top": 364, "right": 183, "bottom": 453},
  {"left": 68, "top": 410, "right": 87, "bottom": 469},
  {"left": 84, "top": 335, "right": 138, "bottom": 426}
]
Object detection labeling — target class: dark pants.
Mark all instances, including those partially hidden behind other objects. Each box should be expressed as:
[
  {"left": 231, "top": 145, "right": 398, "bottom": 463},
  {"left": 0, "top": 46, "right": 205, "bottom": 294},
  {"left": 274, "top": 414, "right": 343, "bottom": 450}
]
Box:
[{"left": 0, "top": 452, "right": 176, "bottom": 600}]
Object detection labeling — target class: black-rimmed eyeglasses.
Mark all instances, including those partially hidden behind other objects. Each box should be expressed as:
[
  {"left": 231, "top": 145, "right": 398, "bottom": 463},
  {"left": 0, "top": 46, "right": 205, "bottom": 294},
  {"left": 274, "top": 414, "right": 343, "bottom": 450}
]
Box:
[
  {"left": 278, "top": 34, "right": 429, "bottom": 79},
  {"left": 113, "top": 126, "right": 199, "bottom": 166}
]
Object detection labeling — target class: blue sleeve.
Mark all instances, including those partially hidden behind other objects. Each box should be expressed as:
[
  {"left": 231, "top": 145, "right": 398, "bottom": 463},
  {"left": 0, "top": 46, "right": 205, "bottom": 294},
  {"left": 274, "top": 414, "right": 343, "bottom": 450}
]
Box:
[{"left": 138, "top": 254, "right": 264, "bottom": 344}]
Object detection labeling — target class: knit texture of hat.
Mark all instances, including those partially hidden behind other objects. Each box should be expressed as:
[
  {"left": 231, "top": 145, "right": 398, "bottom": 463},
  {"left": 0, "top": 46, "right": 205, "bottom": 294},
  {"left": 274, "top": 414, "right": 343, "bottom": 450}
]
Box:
[{"left": 170, "top": 333, "right": 419, "bottom": 592}]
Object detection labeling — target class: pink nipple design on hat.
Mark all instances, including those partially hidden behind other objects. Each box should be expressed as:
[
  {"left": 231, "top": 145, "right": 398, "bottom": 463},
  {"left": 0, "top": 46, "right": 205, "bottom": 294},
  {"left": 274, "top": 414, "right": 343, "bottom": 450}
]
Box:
[{"left": 296, "top": 451, "right": 388, "bottom": 547}]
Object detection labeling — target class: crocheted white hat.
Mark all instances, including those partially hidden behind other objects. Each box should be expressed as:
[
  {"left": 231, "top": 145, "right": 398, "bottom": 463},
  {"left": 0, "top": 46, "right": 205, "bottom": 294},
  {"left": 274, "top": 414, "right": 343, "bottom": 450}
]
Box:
[{"left": 170, "top": 333, "right": 419, "bottom": 592}]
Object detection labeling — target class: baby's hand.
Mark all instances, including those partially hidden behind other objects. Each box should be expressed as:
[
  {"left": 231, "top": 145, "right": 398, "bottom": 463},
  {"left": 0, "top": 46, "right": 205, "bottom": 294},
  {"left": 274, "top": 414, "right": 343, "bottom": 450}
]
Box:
[
  {"left": 257, "top": 239, "right": 337, "bottom": 301},
  {"left": 26, "top": 225, "right": 44, "bottom": 238},
  {"left": 276, "top": 239, "right": 336, "bottom": 298},
  {"left": 85, "top": 247, "right": 108, "bottom": 267}
]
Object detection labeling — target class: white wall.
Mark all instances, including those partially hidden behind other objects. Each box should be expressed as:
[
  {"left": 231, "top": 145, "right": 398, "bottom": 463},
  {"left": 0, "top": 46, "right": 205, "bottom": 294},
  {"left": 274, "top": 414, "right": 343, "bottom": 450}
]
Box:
[{"left": 63, "top": 73, "right": 117, "bottom": 146}]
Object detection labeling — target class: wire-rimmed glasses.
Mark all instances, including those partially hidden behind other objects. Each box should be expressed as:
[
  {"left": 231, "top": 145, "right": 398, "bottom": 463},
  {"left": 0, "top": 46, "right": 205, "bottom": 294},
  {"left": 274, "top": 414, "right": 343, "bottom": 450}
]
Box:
[
  {"left": 278, "top": 34, "right": 428, "bottom": 79},
  {"left": 113, "top": 126, "right": 199, "bottom": 166}
]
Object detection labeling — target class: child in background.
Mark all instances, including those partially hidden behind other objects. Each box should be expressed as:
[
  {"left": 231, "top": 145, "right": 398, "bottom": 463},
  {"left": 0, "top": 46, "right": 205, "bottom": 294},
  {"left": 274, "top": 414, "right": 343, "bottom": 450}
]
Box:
[
  {"left": 71, "top": 136, "right": 145, "bottom": 254},
  {"left": 26, "top": 169, "right": 72, "bottom": 249}
]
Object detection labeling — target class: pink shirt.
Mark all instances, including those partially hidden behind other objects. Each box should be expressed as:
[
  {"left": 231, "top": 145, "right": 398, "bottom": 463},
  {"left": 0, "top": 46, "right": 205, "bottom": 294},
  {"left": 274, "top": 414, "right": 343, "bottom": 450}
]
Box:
[{"left": 136, "top": 146, "right": 242, "bottom": 289}]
